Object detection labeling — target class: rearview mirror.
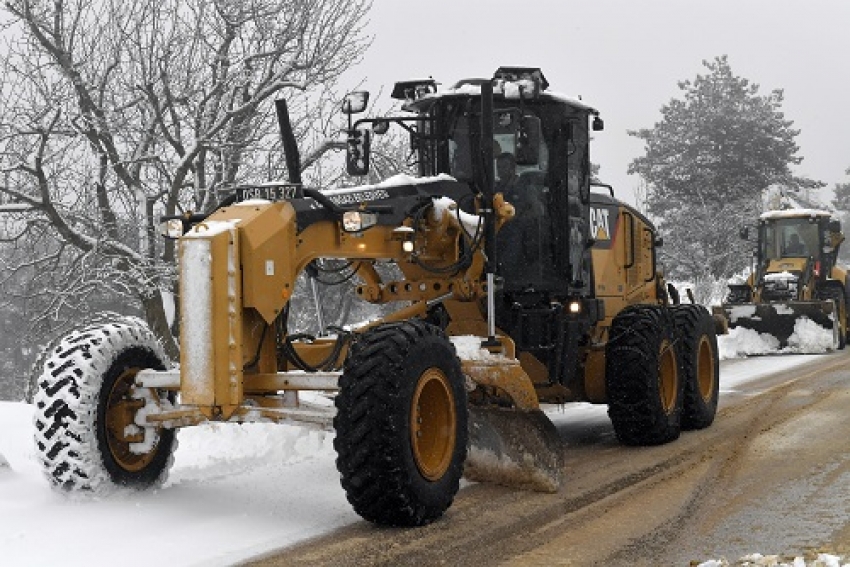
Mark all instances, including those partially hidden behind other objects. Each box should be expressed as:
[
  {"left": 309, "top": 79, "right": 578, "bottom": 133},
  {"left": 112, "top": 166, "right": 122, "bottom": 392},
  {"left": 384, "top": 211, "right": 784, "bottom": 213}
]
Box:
[
  {"left": 592, "top": 115, "right": 604, "bottom": 131},
  {"left": 346, "top": 128, "right": 371, "bottom": 176},
  {"left": 342, "top": 91, "right": 369, "bottom": 115}
]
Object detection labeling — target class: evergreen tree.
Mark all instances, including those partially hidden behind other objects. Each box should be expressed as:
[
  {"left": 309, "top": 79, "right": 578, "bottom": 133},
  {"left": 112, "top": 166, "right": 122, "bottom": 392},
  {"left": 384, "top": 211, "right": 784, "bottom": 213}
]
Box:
[
  {"left": 629, "top": 56, "right": 822, "bottom": 286},
  {"left": 832, "top": 167, "right": 850, "bottom": 210},
  {"left": 832, "top": 166, "right": 850, "bottom": 265}
]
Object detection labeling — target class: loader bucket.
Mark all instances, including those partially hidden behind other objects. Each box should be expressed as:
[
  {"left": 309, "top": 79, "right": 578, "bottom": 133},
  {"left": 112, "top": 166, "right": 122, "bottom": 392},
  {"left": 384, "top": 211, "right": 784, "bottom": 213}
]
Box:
[
  {"left": 722, "top": 301, "right": 837, "bottom": 350},
  {"left": 464, "top": 406, "right": 564, "bottom": 493}
]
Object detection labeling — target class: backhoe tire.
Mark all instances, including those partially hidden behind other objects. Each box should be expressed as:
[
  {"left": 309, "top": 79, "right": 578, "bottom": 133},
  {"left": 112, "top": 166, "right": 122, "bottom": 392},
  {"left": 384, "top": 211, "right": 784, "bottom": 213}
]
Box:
[
  {"left": 606, "top": 305, "right": 683, "bottom": 446},
  {"left": 334, "top": 320, "right": 468, "bottom": 526},
  {"left": 818, "top": 284, "right": 847, "bottom": 350},
  {"left": 33, "top": 317, "right": 176, "bottom": 494},
  {"left": 672, "top": 304, "right": 720, "bottom": 430}
]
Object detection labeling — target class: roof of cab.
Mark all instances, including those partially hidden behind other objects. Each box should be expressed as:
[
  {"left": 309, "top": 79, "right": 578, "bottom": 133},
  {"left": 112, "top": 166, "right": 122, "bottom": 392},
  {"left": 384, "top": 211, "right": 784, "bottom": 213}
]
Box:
[{"left": 760, "top": 208, "right": 834, "bottom": 221}]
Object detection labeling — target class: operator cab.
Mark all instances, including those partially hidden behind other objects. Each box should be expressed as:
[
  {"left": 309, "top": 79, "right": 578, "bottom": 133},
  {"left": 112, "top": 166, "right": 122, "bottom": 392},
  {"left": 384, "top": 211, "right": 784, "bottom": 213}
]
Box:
[
  {"left": 348, "top": 67, "right": 603, "bottom": 302},
  {"left": 759, "top": 210, "right": 842, "bottom": 258},
  {"left": 341, "top": 67, "right": 608, "bottom": 390},
  {"left": 757, "top": 209, "right": 844, "bottom": 282}
]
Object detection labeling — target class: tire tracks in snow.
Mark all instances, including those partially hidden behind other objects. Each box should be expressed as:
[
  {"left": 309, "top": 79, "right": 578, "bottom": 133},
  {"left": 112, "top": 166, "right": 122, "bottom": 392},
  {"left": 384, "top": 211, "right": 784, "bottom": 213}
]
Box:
[{"left": 244, "top": 352, "right": 850, "bottom": 566}]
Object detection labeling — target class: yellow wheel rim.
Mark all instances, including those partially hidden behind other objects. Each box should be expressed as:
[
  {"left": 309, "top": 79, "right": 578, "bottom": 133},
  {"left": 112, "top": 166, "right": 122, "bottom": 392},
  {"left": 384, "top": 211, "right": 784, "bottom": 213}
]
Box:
[
  {"left": 696, "top": 335, "right": 715, "bottom": 401},
  {"left": 658, "top": 339, "right": 678, "bottom": 414},
  {"left": 410, "top": 368, "right": 457, "bottom": 481},
  {"left": 105, "top": 367, "right": 159, "bottom": 472}
]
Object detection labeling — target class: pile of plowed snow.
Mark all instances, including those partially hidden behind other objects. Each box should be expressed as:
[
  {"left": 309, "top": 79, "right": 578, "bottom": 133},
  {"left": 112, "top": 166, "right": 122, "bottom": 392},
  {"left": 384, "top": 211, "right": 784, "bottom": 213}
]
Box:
[
  {"left": 718, "top": 318, "right": 836, "bottom": 359},
  {"left": 699, "top": 551, "right": 847, "bottom": 566}
]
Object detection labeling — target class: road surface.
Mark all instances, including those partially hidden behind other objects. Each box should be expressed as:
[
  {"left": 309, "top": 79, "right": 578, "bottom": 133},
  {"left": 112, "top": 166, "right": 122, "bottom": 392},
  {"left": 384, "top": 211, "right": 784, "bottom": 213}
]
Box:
[{"left": 245, "top": 351, "right": 850, "bottom": 566}]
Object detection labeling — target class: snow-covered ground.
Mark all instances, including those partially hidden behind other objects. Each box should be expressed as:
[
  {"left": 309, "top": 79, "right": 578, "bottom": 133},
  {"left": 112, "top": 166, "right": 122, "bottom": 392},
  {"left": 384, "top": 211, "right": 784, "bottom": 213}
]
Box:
[{"left": 0, "top": 335, "right": 845, "bottom": 566}]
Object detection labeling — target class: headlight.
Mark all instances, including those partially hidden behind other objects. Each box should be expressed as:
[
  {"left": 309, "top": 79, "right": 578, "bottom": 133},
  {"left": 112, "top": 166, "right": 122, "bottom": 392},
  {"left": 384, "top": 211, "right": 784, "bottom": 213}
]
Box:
[
  {"left": 342, "top": 211, "right": 377, "bottom": 232},
  {"left": 159, "top": 219, "right": 184, "bottom": 239}
]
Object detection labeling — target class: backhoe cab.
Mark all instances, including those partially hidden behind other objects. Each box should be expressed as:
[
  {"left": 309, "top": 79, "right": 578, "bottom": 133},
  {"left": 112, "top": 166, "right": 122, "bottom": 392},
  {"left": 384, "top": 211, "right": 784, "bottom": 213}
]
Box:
[
  {"left": 33, "top": 66, "right": 720, "bottom": 529},
  {"left": 719, "top": 208, "right": 849, "bottom": 349}
]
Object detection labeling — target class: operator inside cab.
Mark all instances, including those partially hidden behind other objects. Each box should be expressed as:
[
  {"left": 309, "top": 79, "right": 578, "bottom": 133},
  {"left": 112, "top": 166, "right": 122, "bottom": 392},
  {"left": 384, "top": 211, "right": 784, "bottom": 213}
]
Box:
[
  {"left": 494, "top": 152, "right": 547, "bottom": 281},
  {"left": 785, "top": 233, "right": 807, "bottom": 256}
]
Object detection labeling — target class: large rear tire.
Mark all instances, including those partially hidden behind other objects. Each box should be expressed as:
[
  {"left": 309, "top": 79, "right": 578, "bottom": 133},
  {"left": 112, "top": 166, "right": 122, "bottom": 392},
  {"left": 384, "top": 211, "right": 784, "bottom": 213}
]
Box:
[
  {"left": 672, "top": 304, "right": 720, "bottom": 430},
  {"left": 333, "top": 320, "right": 468, "bottom": 526},
  {"left": 606, "top": 305, "right": 683, "bottom": 446},
  {"left": 33, "top": 318, "right": 176, "bottom": 493}
]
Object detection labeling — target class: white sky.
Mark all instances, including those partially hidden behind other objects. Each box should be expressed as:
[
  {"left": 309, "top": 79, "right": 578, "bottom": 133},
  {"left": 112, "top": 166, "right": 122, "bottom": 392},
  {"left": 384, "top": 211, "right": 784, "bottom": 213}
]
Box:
[{"left": 345, "top": 0, "right": 850, "bottom": 207}]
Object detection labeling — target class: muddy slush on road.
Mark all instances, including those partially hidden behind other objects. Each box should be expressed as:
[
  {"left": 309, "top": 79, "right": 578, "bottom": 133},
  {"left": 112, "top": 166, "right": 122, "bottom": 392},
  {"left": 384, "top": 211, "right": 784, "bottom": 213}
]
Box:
[{"left": 245, "top": 351, "right": 850, "bottom": 566}]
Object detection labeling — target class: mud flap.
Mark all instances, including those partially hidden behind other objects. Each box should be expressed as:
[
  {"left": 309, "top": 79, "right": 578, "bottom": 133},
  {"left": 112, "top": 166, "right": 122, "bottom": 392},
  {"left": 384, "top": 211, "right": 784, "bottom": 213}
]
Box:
[
  {"left": 464, "top": 406, "right": 564, "bottom": 493},
  {"left": 722, "top": 301, "right": 837, "bottom": 349}
]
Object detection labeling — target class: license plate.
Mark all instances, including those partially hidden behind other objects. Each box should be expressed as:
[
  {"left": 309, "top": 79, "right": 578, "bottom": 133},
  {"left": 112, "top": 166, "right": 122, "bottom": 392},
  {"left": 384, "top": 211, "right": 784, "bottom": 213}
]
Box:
[{"left": 236, "top": 184, "right": 300, "bottom": 202}]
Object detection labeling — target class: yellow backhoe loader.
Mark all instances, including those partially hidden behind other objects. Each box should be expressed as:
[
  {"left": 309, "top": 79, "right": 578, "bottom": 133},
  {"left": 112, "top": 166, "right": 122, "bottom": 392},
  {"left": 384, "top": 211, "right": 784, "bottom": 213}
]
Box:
[
  {"left": 33, "top": 67, "right": 720, "bottom": 527},
  {"left": 716, "top": 208, "right": 848, "bottom": 349}
]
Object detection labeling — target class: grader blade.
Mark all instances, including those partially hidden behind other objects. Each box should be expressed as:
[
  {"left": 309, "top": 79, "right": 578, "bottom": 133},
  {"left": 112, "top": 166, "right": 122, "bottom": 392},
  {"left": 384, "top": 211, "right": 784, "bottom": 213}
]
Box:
[
  {"left": 722, "top": 301, "right": 836, "bottom": 349},
  {"left": 465, "top": 406, "right": 564, "bottom": 493}
]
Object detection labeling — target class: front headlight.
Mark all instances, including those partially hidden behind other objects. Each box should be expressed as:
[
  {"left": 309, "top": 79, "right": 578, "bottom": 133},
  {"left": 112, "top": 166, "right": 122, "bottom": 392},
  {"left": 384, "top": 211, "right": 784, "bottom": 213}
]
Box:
[
  {"left": 159, "top": 219, "right": 184, "bottom": 239},
  {"left": 342, "top": 211, "right": 377, "bottom": 233}
]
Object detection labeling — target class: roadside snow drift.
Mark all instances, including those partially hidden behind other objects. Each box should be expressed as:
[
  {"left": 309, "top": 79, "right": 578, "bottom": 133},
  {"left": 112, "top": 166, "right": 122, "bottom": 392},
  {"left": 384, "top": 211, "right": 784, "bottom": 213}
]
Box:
[{"left": 718, "top": 318, "right": 835, "bottom": 359}]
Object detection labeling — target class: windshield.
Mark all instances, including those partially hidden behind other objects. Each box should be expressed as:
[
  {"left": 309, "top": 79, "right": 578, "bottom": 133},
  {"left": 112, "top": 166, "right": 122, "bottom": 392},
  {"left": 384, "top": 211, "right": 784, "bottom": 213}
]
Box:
[
  {"left": 447, "top": 106, "right": 553, "bottom": 184},
  {"left": 762, "top": 218, "right": 821, "bottom": 260},
  {"left": 440, "top": 97, "right": 591, "bottom": 293}
]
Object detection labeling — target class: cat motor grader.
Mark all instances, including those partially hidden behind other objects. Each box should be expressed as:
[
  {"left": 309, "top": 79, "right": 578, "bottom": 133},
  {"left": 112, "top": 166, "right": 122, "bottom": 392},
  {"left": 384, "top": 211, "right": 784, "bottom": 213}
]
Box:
[
  {"left": 716, "top": 207, "right": 848, "bottom": 349},
  {"left": 33, "top": 67, "right": 719, "bottom": 527}
]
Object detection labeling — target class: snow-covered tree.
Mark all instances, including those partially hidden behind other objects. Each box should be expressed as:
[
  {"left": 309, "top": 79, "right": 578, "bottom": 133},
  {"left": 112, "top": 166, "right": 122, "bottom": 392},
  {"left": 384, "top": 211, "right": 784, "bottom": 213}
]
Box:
[
  {"left": 628, "top": 55, "right": 822, "bottom": 283},
  {"left": 0, "top": 0, "right": 372, "bottom": 360},
  {"left": 831, "top": 166, "right": 850, "bottom": 265},
  {"left": 832, "top": 167, "right": 850, "bottom": 210}
]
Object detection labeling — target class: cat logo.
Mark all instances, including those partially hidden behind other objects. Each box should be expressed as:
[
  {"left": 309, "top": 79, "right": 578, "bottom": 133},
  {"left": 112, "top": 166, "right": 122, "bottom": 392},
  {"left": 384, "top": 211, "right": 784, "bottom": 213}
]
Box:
[
  {"left": 590, "top": 207, "right": 611, "bottom": 240},
  {"left": 589, "top": 205, "right": 619, "bottom": 250}
]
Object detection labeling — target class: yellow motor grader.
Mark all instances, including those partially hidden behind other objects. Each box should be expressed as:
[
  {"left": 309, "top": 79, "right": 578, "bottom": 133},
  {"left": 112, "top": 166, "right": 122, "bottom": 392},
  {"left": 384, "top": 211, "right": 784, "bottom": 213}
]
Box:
[
  {"left": 716, "top": 208, "right": 848, "bottom": 349},
  {"left": 33, "top": 67, "right": 719, "bottom": 527}
]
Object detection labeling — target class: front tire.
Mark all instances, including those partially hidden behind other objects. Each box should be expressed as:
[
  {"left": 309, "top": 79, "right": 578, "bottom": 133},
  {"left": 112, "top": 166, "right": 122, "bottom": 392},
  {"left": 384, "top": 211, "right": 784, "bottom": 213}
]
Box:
[
  {"left": 33, "top": 318, "right": 176, "bottom": 493},
  {"left": 606, "top": 305, "right": 683, "bottom": 446},
  {"left": 672, "top": 304, "right": 720, "bottom": 430},
  {"left": 333, "top": 320, "right": 468, "bottom": 526}
]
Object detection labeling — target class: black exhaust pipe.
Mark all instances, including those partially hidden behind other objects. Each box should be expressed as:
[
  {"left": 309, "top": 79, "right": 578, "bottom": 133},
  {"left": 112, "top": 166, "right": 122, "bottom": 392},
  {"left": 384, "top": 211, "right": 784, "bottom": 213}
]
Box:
[{"left": 274, "top": 99, "right": 303, "bottom": 186}]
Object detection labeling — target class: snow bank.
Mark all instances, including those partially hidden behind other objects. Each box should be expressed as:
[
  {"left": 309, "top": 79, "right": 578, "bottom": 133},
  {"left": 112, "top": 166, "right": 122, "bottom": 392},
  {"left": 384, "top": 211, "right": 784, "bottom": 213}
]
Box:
[
  {"left": 699, "top": 552, "right": 848, "bottom": 566},
  {"left": 718, "top": 318, "right": 835, "bottom": 359},
  {"left": 0, "top": 401, "right": 354, "bottom": 567},
  {"left": 786, "top": 318, "right": 837, "bottom": 353},
  {"left": 718, "top": 327, "right": 780, "bottom": 359}
]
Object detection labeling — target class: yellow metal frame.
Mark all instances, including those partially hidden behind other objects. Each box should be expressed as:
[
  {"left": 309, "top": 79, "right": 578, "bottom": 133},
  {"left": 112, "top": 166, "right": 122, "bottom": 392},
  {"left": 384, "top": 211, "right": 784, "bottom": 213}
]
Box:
[{"left": 166, "top": 191, "right": 670, "bottom": 424}]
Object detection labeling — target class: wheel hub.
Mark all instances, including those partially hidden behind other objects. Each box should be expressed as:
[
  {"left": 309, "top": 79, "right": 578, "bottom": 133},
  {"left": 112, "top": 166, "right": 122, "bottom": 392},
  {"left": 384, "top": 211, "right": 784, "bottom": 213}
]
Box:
[
  {"left": 696, "top": 336, "right": 715, "bottom": 401},
  {"left": 105, "top": 367, "right": 161, "bottom": 472},
  {"left": 410, "top": 368, "right": 456, "bottom": 481},
  {"left": 658, "top": 339, "right": 678, "bottom": 413}
]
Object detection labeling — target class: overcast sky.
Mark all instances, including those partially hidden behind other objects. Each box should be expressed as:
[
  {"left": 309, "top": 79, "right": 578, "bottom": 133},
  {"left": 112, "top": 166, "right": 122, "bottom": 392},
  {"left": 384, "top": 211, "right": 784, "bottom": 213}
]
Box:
[{"left": 344, "top": 0, "right": 850, "bottom": 207}]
